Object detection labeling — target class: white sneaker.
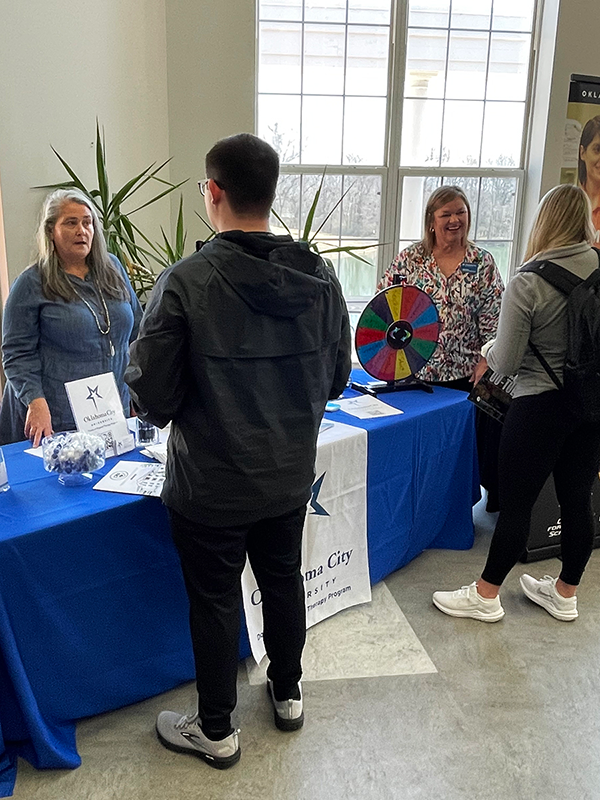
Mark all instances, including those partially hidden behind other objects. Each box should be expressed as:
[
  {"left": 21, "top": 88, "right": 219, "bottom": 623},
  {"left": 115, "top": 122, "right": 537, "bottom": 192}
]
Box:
[
  {"left": 520, "top": 574, "right": 578, "bottom": 621},
  {"left": 156, "top": 711, "right": 240, "bottom": 769},
  {"left": 432, "top": 581, "right": 505, "bottom": 622},
  {"left": 267, "top": 679, "right": 304, "bottom": 731}
]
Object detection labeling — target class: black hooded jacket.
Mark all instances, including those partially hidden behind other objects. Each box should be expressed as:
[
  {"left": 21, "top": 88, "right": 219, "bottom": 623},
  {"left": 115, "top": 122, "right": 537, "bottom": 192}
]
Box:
[{"left": 126, "top": 231, "right": 352, "bottom": 527}]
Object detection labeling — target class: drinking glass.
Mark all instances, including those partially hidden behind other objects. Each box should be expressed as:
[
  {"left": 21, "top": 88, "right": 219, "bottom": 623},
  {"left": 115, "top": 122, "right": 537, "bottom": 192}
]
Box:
[{"left": 0, "top": 448, "right": 10, "bottom": 492}]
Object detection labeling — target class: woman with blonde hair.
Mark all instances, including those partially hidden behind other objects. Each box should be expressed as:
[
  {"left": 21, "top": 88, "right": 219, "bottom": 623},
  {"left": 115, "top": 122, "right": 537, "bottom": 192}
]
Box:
[
  {"left": 433, "top": 184, "right": 600, "bottom": 622},
  {"left": 378, "top": 184, "right": 504, "bottom": 509},
  {"left": 379, "top": 185, "right": 503, "bottom": 387},
  {"left": 0, "top": 189, "right": 142, "bottom": 446}
]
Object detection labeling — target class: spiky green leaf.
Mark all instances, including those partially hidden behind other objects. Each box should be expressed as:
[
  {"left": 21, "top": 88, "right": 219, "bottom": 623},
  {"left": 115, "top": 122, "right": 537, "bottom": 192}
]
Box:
[
  {"left": 175, "top": 195, "right": 185, "bottom": 256},
  {"left": 127, "top": 178, "right": 187, "bottom": 215},
  {"left": 105, "top": 165, "right": 158, "bottom": 218},
  {"left": 311, "top": 181, "right": 354, "bottom": 242},
  {"left": 302, "top": 167, "right": 326, "bottom": 242},
  {"left": 95, "top": 120, "right": 110, "bottom": 211},
  {"left": 270, "top": 208, "right": 292, "bottom": 236},
  {"left": 33, "top": 181, "right": 78, "bottom": 191}
]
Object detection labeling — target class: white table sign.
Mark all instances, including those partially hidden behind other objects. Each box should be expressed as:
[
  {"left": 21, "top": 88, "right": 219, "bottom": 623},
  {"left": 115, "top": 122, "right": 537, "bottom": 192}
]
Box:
[
  {"left": 65, "top": 372, "right": 133, "bottom": 458},
  {"left": 242, "top": 421, "right": 371, "bottom": 664}
]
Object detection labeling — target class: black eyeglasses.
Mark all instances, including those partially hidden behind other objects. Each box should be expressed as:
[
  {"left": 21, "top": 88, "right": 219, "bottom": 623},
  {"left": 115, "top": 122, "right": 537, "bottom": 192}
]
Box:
[{"left": 198, "top": 178, "right": 223, "bottom": 197}]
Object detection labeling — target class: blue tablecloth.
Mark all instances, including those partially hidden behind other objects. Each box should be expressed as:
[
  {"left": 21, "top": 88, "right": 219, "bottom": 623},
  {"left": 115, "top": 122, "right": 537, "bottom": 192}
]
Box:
[{"left": 0, "top": 377, "right": 478, "bottom": 796}]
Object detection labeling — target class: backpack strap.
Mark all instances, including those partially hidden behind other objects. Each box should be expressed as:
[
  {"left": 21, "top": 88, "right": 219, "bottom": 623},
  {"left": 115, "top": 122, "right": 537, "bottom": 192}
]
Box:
[
  {"left": 580, "top": 248, "right": 600, "bottom": 290},
  {"left": 518, "top": 258, "right": 581, "bottom": 390},
  {"left": 518, "top": 249, "right": 600, "bottom": 389},
  {"left": 519, "top": 248, "right": 600, "bottom": 293},
  {"left": 527, "top": 341, "right": 563, "bottom": 390},
  {"left": 519, "top": 259, "right": 582, "bottom": 295}
]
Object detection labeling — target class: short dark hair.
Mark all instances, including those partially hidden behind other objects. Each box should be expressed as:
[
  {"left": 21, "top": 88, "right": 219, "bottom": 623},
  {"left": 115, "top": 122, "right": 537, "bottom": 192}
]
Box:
[{"left": 205, "top": 133, "right": 279, "bottom": 217}]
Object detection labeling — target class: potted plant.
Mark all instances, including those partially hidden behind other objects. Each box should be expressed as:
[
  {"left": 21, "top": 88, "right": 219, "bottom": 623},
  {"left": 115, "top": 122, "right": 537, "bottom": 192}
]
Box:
[{"left": 36, "top": 121, "right": 192, "bottom": 298}]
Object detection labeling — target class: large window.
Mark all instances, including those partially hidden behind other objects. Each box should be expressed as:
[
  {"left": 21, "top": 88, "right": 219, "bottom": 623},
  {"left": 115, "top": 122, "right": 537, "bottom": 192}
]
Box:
[{"left": 258, "top": 0, "right": 537, "bottom": 299}]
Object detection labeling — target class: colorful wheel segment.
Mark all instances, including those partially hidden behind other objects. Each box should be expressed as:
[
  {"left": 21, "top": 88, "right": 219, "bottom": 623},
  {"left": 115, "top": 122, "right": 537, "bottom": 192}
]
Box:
[{"left": 355, "top": 285, "right": 441, "bottom": 382}]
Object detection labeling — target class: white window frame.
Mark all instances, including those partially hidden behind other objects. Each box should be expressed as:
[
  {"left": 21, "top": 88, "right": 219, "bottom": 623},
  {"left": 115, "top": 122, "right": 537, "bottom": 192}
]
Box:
[{"left": 256, "top": 0, "right": 541, "bottom": 304}]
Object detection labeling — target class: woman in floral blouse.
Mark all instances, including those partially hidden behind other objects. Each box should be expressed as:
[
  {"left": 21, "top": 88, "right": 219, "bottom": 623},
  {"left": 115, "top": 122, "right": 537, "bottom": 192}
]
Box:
[
  {"left": 378, "top": 185, "right": 504, "bottom": 508},
  {"left": 378, "top": 185, "right": 504, "bottom": 388}
]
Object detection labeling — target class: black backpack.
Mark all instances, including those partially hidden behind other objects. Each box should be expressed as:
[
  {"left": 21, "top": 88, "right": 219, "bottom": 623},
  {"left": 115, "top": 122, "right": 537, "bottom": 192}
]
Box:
[{"left": 520, "top": 248, "right": 600, "bottom": 423}]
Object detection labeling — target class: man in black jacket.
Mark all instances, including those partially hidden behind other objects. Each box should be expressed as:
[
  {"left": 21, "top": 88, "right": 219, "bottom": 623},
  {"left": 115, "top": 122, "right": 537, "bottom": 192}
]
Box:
[{"left": 126, "top": 133, "right": 351, "bottom": 769}]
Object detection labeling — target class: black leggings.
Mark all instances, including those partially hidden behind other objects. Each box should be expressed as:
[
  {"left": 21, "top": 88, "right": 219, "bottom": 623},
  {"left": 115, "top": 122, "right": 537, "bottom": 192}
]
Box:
[{"left": 481, "top": 391, "right": 600, "bottom": 587}]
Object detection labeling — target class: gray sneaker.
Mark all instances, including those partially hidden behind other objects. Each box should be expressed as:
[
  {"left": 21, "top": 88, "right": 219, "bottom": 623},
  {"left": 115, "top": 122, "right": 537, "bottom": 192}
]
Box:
[
  {"left": 156, "top": 711, "right": 240, "bottom": 769},
  {"left": 520, "top": 574, "right": 578, "bottom": 621},
  {"left": 432, "top": 581, "right": 505, "bottom": 622},
  {"left": 267, "top": 680, "right": 304, "bottom": 731}
]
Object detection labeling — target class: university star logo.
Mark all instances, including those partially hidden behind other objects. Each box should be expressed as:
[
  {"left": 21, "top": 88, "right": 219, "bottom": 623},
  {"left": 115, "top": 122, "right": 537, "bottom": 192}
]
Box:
[
  {"left": 86, "top": 385, "right": 103, "bottom": 411},
  {"left": 309, "top": 472, "right": 329, "bottom": 516}
]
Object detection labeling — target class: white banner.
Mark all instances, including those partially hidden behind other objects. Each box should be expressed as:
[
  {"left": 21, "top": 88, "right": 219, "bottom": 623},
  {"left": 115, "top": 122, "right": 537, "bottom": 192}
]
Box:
[
  {"left": 65, "top": 372, "right": 133, "bottom": 457},
  {"left": 242, "top": 421, "right": 370, "bottom": 664}
]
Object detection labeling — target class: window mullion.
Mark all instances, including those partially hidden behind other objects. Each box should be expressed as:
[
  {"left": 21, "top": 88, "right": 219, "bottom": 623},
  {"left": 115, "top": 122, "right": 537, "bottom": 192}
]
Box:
[
  {"left": 512, "top": 0, "right": 541, "bottom": 277},
  {"left": 478, "top": 2, "right": 494, "bottom": 167},
  {"left": 378, "top": 0, "right": 408, "bottom": 282},
  {"left": 511, "top": 175, "right": 526, "bottom": 274},
  {"left": 439, "top": 1, "right": 453, "bottom": 166}
]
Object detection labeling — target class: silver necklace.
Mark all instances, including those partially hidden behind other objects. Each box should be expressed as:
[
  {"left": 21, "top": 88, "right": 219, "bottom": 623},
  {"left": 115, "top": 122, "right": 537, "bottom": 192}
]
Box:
[{"left": 72, "top": 284, "right": 115, "bottom": 357}]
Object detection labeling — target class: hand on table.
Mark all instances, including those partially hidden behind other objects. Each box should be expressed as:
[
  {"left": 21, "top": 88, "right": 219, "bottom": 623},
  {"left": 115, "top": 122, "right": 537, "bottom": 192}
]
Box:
[
  {"left": 471, "top": 357, "right": 488, "bottom": 386},
  {"left": 24, "top": 398, "right": 53, "bottom": 447}
]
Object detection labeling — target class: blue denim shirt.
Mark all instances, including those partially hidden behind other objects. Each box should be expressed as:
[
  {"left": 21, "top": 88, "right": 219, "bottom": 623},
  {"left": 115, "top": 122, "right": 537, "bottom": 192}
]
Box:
[{"left": 0, "top": 256, "right": 142, "bottom": 444}]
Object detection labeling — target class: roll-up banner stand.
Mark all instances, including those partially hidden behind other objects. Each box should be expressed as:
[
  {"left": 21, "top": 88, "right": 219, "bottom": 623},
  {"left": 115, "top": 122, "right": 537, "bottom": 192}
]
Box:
[{"left": 560, "top": 73, "right": 600, "bottom": 242}]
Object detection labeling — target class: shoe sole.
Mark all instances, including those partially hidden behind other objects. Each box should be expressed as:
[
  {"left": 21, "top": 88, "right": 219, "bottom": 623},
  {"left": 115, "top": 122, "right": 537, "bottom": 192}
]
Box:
[
  {"left": 156, "top": 728, "right": 241, "bottom": 769},
  {"left": 432, "top": 597, "right": 505, "bottom": 622},
  {"left": 519, "top": 577, "right": 578, "bottom": 621},
  {"left": 267, "top": 682, "right": 304, "bottom": 732}
]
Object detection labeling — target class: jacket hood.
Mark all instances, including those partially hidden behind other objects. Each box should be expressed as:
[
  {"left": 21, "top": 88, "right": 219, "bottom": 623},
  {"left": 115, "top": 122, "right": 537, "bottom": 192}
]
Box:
[{"left": 200, "top": 231, "right": 333, "bottom": 319}]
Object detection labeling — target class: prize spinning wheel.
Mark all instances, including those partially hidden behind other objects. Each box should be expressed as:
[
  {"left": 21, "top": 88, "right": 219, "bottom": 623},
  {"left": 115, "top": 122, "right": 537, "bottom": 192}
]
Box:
[{"left": 355, "top": 285, "right": 441, "bottom": 392}]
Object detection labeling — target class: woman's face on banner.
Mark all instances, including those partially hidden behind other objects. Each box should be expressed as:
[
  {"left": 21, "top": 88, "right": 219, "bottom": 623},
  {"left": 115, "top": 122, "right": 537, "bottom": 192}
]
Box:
[{"left": 580, "top": 133, "right": 600, "bottom": 186}]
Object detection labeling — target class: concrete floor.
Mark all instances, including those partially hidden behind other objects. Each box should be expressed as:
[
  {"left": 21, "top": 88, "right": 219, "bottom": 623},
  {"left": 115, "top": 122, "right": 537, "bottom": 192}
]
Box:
[{"left": 13, "top": 502, "right": 600, "bottom": 800}]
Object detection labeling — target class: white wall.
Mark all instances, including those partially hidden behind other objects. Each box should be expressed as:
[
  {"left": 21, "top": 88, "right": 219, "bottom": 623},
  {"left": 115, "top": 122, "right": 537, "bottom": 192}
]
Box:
[
  {"left": 0, "top": 0, "right": 170, "bottom": 282},
  {"left": 164, "top": 0, "right": 256, "bottom": 244}
]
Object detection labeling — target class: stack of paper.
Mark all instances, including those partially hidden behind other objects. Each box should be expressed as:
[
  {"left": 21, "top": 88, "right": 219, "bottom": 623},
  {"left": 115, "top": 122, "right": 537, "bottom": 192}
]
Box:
[
  {"left": 94, "top": 461, "right": 165, "bottom": 497},
  {"left": 336, "top": 395, "right": 404, "bottom": 419}
]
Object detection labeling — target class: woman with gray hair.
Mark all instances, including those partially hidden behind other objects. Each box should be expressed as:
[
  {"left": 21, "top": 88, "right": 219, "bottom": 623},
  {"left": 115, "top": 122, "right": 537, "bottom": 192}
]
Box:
[
  {"left": 0, "top": 189, "right": 142, "bottom": 446},
  {"left": 433, "top": 184, "right": 600, "bottom": 622}
]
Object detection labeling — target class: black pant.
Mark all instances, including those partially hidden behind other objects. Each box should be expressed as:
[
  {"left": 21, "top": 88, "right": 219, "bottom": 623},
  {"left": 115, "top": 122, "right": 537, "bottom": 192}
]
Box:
[
  {"left": 168, "top": 505, "right": 307, "bottom": 738},
  {"left": 481, "top": 391, "right": 600, "bottom": 587}
]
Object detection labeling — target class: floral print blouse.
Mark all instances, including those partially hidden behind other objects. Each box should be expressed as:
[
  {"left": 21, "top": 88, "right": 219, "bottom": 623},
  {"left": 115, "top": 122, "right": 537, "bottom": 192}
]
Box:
[{"left": 377, "top": 242, "right": 504, "bottom": 382}]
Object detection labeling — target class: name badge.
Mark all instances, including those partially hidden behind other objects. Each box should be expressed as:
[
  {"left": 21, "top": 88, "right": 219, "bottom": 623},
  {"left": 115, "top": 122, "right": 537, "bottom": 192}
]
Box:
[{"left": 460, "top": 261, "right": 478, "bottom": 275}]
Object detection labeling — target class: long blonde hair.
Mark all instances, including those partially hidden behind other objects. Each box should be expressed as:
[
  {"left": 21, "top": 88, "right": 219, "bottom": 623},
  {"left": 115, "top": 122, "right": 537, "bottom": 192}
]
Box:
[
  {"left": 36, "top": 189, "right": 128, "bottom": 302},
  {"left": 523, "top": 184, "right": 595, "bottom": 262},
  {"left": 422, "top": 185, "right": 472, "bottom": 255}
]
